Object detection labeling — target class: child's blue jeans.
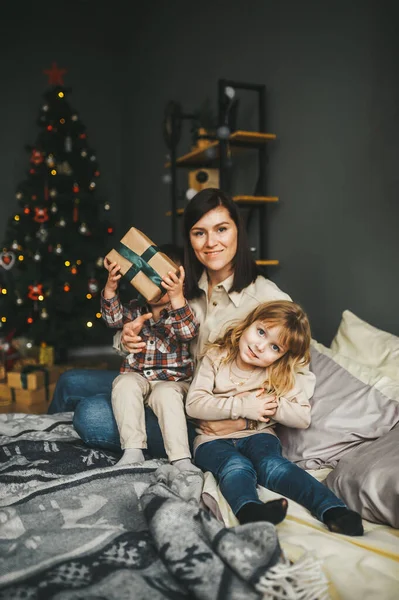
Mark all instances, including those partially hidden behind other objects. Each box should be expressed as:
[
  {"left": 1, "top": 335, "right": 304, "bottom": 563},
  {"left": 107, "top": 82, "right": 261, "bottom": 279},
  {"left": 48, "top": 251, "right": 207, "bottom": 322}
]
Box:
[{"left": 194, "top": 433, "right": 346, "bottom": 522}]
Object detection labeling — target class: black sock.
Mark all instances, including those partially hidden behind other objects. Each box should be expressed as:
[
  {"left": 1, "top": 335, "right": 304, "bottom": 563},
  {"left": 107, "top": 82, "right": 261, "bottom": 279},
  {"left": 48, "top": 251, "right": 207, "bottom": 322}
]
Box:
[
  {"left": 236, "top": 499, "right": 288, "bottom": 526},
  {"left": 323, "top": 507, "right": 364, "bottom": 536}
]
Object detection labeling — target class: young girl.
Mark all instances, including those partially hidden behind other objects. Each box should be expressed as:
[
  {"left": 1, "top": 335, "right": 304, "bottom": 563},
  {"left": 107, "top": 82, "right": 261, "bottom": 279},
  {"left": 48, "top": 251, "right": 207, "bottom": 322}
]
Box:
[{"left": 185, "top": 300, "right": 364, "bottom": 536}]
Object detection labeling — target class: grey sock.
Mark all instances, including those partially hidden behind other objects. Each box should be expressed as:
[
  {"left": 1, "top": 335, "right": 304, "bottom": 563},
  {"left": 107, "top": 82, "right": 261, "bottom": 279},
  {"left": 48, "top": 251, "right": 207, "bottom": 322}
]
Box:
[{"left": 117, "top": 448, "right": 145, "bottom": 466}]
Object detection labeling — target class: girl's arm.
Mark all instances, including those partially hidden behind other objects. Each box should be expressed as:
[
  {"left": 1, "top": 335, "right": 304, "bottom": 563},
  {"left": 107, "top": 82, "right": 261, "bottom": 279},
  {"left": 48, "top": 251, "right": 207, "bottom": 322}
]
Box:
[
  {"left": 185, "top": 354, "right": 267, "bottom": 421},
  {"left": 273, "top": 370, "right": 316, "bottom": 429}
]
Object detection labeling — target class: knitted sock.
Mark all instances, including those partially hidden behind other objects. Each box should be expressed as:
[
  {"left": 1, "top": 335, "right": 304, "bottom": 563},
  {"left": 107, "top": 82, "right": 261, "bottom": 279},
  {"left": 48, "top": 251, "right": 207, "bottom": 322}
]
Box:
[
  {"left": 236, "top": 499, "right": 288, "bottom": 526},
  {"left": 117, "top": 448, "right": 145, "bottom": 466},
  {"left": 323, "top": 507, "right": 364, "bottom": 536},
  {"left": 171, "top": 458, "right": 202, "bottom": 474}
]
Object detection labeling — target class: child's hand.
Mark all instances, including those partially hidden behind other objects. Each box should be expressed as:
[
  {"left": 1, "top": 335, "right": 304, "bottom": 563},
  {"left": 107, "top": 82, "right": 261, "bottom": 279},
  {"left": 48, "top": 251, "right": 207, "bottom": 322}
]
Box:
[
  {"left": 161, "top": 266, "right": 185, "bottom": 309},
  {"left": 103, "top": 258, "right": 121, "bottom": 299},
  {"left": 256, "top": 389, "right": 279, "bottom": 422}
]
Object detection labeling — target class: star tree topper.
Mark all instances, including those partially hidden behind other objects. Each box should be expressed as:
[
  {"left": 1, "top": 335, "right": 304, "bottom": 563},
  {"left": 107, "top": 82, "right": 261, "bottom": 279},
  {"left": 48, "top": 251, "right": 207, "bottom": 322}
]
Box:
[{"left": 43, "top": 62, "right": 67, "bottom": 86}]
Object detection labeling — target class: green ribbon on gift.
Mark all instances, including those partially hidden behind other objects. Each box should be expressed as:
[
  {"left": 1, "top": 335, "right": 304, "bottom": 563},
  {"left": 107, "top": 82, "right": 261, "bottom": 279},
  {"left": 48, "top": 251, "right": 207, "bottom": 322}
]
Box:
[
  {"left": 20, "top": 365, "right": 50, "bottom": 403},
  {"left": 117, "top": 242, "right": 165, "bottom": 300}
]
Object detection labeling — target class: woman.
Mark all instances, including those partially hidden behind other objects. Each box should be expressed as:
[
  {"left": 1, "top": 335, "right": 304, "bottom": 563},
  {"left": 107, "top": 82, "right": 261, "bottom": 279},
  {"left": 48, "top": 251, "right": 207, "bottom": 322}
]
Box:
[{"left": 49, "top": 188, "right": 304, "bottom": 455}]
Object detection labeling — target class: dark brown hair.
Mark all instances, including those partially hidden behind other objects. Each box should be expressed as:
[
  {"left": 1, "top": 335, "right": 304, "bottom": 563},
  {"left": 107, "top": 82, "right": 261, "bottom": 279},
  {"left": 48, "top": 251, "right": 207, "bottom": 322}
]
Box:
[{"left": 182, "top": 188, "right": 259, "bottom": 299}]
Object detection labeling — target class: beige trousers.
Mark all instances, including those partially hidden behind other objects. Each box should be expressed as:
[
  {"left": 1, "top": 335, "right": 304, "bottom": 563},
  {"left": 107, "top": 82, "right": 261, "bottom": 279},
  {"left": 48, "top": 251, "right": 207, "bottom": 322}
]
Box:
[{"left": 111, "top": 372, "right": 191, "bottom": 462}]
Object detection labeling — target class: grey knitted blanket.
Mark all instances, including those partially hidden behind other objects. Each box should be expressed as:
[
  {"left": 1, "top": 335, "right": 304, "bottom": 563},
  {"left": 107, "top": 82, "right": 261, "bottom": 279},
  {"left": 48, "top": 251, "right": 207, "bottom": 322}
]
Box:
[{"left": 0, "top": 413, "right": 328, "bottom": 599}]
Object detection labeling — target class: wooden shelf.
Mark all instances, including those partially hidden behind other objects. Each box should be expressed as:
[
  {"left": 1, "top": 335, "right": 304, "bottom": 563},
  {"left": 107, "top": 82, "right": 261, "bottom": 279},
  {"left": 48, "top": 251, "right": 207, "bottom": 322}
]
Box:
[
  {"left": 256, "top": 260, "right": 279, "bottom": 266},
  {"left": 164, "top": 130, "right": 276, "bottom": 168},
  {"left": 166, "top": 195, "right": 278, "bottom": 216},
  {"left": 234, "top": 195, "right": 278, "bottom": 204}
]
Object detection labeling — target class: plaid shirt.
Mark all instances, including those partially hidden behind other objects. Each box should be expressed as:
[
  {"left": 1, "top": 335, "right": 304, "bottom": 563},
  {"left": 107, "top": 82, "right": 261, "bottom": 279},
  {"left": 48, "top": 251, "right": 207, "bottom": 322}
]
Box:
[{"left": 101, "top": 293, "right": 199, "bottom": 381}]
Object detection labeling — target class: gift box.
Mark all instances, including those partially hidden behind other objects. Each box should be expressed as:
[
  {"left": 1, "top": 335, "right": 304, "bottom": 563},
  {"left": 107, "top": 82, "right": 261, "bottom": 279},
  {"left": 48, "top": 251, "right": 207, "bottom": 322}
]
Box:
[
  {"left": 105, "top": 227, "right": 179, "bottom": 303},
  {"left": 7, "top": 365, "right": 65, "bottom": 391},
  {"left": 39, "top": 343, "right": 55, "bottom": 367},
  {"left": 0, "top": 382, "right": 57, "bottom": 414},
  {"left": 0, "top": 382, "right": 13, "bottom": 404},
  {"left": 12, "top": 382, "right": 57, "bottom": 407}
]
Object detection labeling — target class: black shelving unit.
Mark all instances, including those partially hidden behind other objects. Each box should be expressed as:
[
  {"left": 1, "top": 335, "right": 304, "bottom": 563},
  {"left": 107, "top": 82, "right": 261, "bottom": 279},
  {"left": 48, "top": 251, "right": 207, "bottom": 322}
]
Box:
[{"left": 163, "top": 79, "right": 279, "bottom": 269}]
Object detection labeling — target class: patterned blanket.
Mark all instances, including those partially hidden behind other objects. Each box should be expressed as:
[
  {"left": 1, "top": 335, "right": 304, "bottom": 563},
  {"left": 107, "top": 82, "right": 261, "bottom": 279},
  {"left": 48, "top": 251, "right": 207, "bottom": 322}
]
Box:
[{"left": 0, "top": 413, "right": 328, "bottom": 599}]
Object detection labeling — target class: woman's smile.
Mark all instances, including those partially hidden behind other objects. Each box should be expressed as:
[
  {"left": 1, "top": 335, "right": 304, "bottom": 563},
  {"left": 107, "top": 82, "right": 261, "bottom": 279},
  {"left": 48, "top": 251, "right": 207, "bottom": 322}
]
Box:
[{"left": 189, "top": 206, "right": 238, "bottom": 281}]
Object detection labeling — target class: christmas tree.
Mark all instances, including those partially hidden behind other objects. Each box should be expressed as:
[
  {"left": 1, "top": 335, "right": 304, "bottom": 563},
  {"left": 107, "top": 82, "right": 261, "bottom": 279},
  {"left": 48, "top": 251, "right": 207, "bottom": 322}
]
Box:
[{"left": 0, "top": 62, "right": 115, "bottom": 356}]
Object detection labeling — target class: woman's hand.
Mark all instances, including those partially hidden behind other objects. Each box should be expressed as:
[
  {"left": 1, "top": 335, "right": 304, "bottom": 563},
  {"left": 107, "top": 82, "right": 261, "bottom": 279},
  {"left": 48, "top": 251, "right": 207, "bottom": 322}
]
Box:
[
  {"left": 121, "top": 313, "right": 152, "bottom": 353},
  {"left": 196, "top": 418, "right": 247, "bottom": 436}
]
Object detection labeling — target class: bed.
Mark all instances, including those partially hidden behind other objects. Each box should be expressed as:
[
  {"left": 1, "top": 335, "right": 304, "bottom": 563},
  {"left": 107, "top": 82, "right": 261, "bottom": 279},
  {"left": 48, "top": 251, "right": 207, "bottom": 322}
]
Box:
[{"left": 1, "top": 310, "right": 399, "bottom": 599}]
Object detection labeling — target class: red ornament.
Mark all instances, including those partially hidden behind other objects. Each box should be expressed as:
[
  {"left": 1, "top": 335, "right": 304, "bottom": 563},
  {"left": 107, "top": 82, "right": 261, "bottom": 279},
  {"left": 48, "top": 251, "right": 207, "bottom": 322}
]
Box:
[
  {"left": 107, "top": 227, "right": 113, "bottom": 234},
  {"left": 47, "top": 125, "right": 53, "bottom": 131},
  {"left": 43, "top": 62, "right": 67, "bottom": 86},
  {"left": 29, "top": 168, "right": 35, "bottom": 174},
  {"left": 33, "top": 207, "right": 49, "bottom": 223},
  {"left": 73, "top": 183, "right": 80, "bottom": 193},
  {"left": 27, "top": 284, "right": 43, "bottom": 301},
  {"left": 30, "top": 149, "right": 43, "bottom": 165}
]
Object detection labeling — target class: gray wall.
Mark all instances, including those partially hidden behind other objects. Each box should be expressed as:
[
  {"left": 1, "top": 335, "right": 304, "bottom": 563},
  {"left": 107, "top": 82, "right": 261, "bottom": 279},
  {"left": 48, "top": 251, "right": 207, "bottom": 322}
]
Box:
[
  {"left": 0, "top": 0, "right": 398, "bottom": 345},
  {"left": 125, "top": 0, "right": 399, "bottom": 344}
]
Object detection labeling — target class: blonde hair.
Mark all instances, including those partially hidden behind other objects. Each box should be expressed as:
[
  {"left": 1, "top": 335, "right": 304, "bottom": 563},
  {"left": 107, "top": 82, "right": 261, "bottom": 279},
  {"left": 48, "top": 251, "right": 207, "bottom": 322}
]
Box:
[{"left": 207, "top": 300, "right": 311, "bottom": 397}]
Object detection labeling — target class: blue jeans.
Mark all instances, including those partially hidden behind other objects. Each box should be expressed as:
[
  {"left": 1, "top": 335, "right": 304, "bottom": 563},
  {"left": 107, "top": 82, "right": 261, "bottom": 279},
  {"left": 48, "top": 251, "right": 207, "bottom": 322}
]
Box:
[
  {"left": 195, "top": 433, "right": 346, "bottom": 522},
  {"left": 48, "top": 369, "right": 197, "bottom": 457}
]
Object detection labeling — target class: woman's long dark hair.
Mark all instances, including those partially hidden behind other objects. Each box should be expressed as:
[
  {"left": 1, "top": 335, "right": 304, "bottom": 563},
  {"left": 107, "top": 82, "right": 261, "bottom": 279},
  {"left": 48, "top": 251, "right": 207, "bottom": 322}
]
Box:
[{"left": 182, "top": 188, "right": 259, "bottom": 299}]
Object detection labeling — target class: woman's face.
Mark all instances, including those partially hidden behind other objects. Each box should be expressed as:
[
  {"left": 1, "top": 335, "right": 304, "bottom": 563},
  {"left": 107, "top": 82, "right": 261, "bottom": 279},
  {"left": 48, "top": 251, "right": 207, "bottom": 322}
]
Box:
[{"left": 189, "top": 206, "right": 238, "bottom": 279}]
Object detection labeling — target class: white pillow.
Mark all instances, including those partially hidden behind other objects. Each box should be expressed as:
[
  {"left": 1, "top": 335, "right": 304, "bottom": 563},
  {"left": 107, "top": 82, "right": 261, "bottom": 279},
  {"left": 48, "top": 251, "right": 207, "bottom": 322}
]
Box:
[{"left": 330, "top": 310, "right": 399, "bottom": 382}]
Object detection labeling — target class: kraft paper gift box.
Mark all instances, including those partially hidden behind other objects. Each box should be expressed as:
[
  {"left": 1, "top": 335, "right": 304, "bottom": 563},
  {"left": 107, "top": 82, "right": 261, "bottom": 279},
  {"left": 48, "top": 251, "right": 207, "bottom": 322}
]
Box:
[
  {"left": 0, "top": 383, "right": 13, "bottom": 405},
  {"left": 7, "top": 364, "right": 64, "bottom": 391},
  {"left": 105, "top": 227, "right": 179, "bottom": 303},
  {"left": 0, "top": 382, "right": 57, "bottom": 413},
  {"left": 12, "top": 382, "right": 57, "bottom": 407}
]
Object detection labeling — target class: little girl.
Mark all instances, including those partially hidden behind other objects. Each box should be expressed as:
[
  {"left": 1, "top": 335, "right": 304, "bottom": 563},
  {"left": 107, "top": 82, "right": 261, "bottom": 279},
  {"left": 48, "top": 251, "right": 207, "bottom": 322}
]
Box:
[{"left": 185, "top": 300, "right": 364, "bottom": 536}]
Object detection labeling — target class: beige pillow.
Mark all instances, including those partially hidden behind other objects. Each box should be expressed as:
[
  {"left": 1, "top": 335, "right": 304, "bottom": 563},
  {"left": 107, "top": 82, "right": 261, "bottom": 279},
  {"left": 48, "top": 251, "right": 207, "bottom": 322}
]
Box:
[{"left": 331, "top": 310, "right": 399, "bottom": 382}]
